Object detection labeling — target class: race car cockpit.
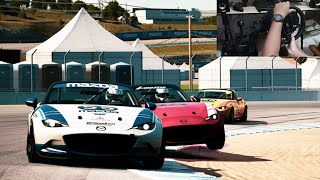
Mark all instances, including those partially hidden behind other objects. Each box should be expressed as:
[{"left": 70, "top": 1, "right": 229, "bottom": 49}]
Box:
[{"left": 217, "top": 0, "right": 320, "bottom": 56}]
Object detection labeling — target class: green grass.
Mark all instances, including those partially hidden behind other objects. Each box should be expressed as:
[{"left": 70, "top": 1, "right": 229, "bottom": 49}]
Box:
[{"left": 180, "top": 84, "right": 199, "bottom": 91}]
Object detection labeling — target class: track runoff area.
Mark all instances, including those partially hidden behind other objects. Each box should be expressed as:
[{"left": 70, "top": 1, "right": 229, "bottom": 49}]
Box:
[{"left": 0, "top": 101, "right": 319, "bottom": 179}]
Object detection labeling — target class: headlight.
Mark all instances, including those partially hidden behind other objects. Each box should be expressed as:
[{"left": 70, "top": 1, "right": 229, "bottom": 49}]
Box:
[
  {"left": 205, "top": 114, "right": 218, "bottom": 120},
  {"left": 137, "top": 123, "right": 155, "bottom": 130},
  {"left": 132, "top": 111, "right": 155, "bottom": 130},
  {"left": 134, "top": 122, "right": 155, "bottom": 130},
  {"left": 42, "top": 119, "right": 68, "bottom": 127},
  {"left": 218, "top": 106, "right": 227, "bottom": 110},
  {"left": 205, "top": 104, "right": 219, "bottom": 120}
]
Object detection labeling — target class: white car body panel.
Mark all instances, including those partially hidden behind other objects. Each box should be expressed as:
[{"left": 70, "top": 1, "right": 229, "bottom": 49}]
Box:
[{"left": 26, "top": 82, "right": 163, "bottom": 161}]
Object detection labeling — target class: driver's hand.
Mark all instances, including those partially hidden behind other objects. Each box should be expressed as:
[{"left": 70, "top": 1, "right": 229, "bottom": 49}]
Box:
[
  {"left": 287, "top": 37, "right": 309, "bottom": 57},
  {"left": 274, "top": 1, "right": 291, "bottom": 17}
]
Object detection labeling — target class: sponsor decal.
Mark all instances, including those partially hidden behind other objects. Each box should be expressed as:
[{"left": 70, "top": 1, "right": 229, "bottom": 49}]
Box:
[
  {"left": 135, "top": 86, "right": 166, "bottom": 90},
  {"left": 90, "top": 117, "right": 110, "bottom": 121},
  {"left": 96, "top": 126, "right": 106, "bottom": 131},
  {"left": 201, "top": 99, "right": 216, "bottom": 102},
  {"left": 94, "top": 113, "right": 106, "bottom": 116},
  {"left": 66, "top": 83, "right": 115, "bottom": 88},
  {"left": 88, "top": 122, "right": 115, "bottom": 126},
  {"left": 78, "top": 106, "right": 118, "bottom": 113},
  {"left": 157, "top": 103, "right": 187, "bottom": 108},
  {"left": 38, "top": 105, "right": 67, "bottom": 124}
]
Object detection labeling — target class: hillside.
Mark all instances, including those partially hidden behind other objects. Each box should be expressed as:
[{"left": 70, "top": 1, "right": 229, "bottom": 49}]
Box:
[
  {"left": 0, "top": 10, "right": 216, "bottom": 56},
  {"left": 0, "top": 10, "right": 216, "bottom": 36}
]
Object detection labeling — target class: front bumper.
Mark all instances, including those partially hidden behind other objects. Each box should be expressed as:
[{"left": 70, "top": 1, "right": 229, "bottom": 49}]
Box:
[
  {"left": 163, "top": 113, "right": 225, "bottom": 146},
  {"left": 32, "top": 120, "right": 162, "bottom": 160}
]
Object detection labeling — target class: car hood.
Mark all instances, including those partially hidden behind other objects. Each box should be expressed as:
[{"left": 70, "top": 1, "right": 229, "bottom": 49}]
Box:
[
  {"left": 152, "top": 102, "right": 209, "bottom": 121},
  {"left": 35, "top": 104, "right": 149, "bottom": 132},
  {"left": 200, "top": 98, "right": 233, "bottom": 107}
]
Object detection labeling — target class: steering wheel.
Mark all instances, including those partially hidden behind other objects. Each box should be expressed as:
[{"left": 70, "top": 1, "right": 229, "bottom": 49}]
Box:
[
  {"left": 281, "top": 6, "right": 305, "bottom": 44},
  {"left": 263, "top": 6, "right": 305, "bottom": 45}
]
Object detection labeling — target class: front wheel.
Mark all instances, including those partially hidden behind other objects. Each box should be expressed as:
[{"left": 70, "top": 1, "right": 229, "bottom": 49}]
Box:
[
  {"left": 206, "top": 141, "right": 224, "bottom": 150},
  {"left": 143, "top": 141, "right": 165, "bottom": 169},
  {"left": 143, "top": 156, "right": 164, "bottom": 169},
  {"left": 239, "top": 106, "right": 248, "bottom": 122},
  {"left": 206, "top": 130, "right": 225, "bottom": 150},
  {"left": 27, "top": 130, "right": 42, "bottom": 163},
  {"left": 226, "top": 108, "right": 235, "bottom": 124}
]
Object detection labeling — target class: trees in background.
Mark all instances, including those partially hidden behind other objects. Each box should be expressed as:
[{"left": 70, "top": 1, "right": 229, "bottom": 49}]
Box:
[
  {"left": 31, "top": 0, "right": 42, "bottom": 9},
  {"left": 87, "top": 4, "right": 100, "bottom": 12},
  {"left": 57, "top": 0, "right": 72, "bottom": 10},
  {"left": 1, "top": 0, "right": 132, "bottom": 23},
  {"left": 102, "top": 0, "right": 127, "bottom": 20},
  {"left": 71, "top": 0, "right": 87, "bottom": 11},
  {"left": 203, "top": 16, "right": 217, "bottom": 25},
  {"left": 48, "top": 0, "right": 58, "bottom": 9}
]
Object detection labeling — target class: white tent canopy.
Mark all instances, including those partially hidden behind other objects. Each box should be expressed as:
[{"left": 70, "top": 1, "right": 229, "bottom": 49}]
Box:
[
  {"left": 132, "top": 38, "right": 178, "bottom": 70},
  {"left": 26, "top": 8, "right": 137, "bottom": 64},
  {"left": 199, "top": 56, "right": 297, "bottom": 89},
  {"left": 179, "top": 62, "right": 189, "bottom": 72},
  {"left": 132, "top": 39, "right": 180, "bottom": 86},
  {"left": 299, "top": 58, "right": 320, "bottom": 89}
]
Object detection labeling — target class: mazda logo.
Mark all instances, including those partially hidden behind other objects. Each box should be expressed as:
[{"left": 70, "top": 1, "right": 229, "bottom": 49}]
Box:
[
  {"left": 180, "top": 120, "right": 188, "bottom": 124},
  {"left": 96, "top": 126, "right": 106, "bottom": 131}
]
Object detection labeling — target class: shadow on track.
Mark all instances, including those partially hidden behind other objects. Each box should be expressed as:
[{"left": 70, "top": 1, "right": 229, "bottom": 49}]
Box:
[
  {"left": 37, "top": 158, "right": 144, "bottom": 169},
  {"left": 166, "top": 144, "right": 270, "bottom": 162}
]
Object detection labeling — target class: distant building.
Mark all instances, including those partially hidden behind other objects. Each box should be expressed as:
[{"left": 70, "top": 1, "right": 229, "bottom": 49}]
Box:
[{"left": 132, "top": 8, "right": 203, "bottom": 24}]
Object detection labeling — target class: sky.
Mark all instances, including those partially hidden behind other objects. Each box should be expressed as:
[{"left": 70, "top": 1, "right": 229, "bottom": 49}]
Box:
[{"left": 82, "top": 0, "right": 217, "bottom": 12}]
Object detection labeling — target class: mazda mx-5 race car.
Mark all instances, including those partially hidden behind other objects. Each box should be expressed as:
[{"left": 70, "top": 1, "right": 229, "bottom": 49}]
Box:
[
  {"left": 132, "top": 84, "right": 225, "bottom": 150},
  {"left": 25, "top": 81, "right": 164, "bottom": 169},
  {"left": 196, "top": 89, "right": 247, "bottom": 124}
]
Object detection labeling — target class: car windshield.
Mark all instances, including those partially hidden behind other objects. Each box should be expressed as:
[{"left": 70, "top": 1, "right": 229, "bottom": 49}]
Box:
[
  {"left": 133, "top": 85, "right": 189, "bottom": 103},
  {"left": 197, "top": 91, "right": 233, "bottom": 100},
  {"left": 44, "top": 83, "right": 139, "bottom": 106}
]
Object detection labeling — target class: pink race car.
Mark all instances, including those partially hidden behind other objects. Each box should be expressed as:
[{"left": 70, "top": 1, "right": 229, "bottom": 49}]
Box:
[{"left": 132, "top": 84, "right": 225, "bottom": 150}]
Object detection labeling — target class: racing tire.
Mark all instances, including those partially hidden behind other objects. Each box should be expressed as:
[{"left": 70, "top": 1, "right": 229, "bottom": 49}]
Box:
[
  {"left": 206, "top": 130, "right": 225, "bottom": 150},
  {"left": 27, "top": 129, "right": 42, "bottom": 163},
  {"left": 227, "top": 108, "right": 235, "bottom": 124},
  {"left": 239, "top": 106, "right": 248, "bottom": 122},
  {"left": 143, "top": 141, "right": 165, "bottom": 169},
  {"left": 206, "top": 141, "right": 224, "bottom": 150}
]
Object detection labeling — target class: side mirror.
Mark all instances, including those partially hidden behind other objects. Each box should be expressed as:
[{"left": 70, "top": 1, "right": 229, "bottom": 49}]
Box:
[
  {"left": 25, "top": 97, "right": 38, "bottom": 109},
  {"left": 237, "top": 97, "right": 243, "bottom": 101},
  {"left": 145, "top": 102, "right": 156, "bottom": 111}
]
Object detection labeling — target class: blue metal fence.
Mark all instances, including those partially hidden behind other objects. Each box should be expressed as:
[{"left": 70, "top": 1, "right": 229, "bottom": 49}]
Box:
[{"left": 116, "top": 30, "right": 217, "bottom": 41}]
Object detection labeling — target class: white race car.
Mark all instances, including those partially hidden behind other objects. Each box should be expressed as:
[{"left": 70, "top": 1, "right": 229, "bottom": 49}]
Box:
[{"left": 25, "top": 81, "right": 164, "bottom": 169}]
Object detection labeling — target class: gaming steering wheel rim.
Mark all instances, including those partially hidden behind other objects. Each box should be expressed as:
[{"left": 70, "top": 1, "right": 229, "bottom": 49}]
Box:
[{"left": 282, "top": 6, "right": 305, "bottom": 44}]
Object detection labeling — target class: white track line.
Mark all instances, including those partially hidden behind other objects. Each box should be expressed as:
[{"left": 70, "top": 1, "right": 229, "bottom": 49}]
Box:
[{"left": 129, "top": 158, "right": 220, "bottom": 180}]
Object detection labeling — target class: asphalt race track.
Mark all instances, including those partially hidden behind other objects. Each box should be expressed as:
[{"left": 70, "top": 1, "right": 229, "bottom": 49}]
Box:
[{"left": 0, "top": 102, "right": 319, "bottom": 180}]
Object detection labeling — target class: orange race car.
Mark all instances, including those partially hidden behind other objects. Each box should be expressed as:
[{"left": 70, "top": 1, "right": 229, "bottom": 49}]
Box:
[{"left": 196, "top": 89, "right": 247, "bottom": 124}]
